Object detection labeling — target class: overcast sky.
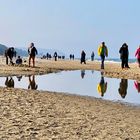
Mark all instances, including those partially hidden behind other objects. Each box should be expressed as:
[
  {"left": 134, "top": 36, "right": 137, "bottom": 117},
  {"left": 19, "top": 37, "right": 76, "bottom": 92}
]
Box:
[{"left": 0, "top": 0, "right": 140, "bottom": 58}]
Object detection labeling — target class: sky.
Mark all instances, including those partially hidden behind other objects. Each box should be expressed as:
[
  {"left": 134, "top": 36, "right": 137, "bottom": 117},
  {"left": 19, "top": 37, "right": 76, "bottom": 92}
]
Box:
[{"left": 0, "top": 0, "right": 140, "bottom": 58}]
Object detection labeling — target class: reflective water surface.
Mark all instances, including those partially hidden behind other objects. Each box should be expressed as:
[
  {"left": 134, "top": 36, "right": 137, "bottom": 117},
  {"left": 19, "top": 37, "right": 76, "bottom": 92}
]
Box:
[{"left": 0, "top": 70, "right": 140, "bottom": 105}]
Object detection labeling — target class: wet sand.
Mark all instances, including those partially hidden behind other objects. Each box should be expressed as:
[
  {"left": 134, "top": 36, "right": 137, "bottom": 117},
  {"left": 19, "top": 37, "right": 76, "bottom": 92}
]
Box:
[{"left": 0, "top": 56, "right": 140, "bottom": 139}]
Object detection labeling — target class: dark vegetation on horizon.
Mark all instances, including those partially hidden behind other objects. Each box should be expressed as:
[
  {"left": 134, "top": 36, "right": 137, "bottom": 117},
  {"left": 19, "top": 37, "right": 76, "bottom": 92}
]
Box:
[
  {"left": 0, "top": 44, "right": 66, "bottom": 57},
  {"left": 0, "top": 44, "right": 28, "bottom": 56}
]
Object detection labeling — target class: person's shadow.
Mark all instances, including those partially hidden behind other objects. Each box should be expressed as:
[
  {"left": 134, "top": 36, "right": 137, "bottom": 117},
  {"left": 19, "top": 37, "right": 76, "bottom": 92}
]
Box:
[
  {"left": 81, "top": 70, "right": 85, "bottom": 79},
  {"left": 28, "top": 75, "right": 38, "bottom": 90},
  {"left": 118, "top": 79, "right": 128, "bottom": 98},
  {"left": 97, "top": 72, "right": 107, "bottom": 97},
  {"left": 5, "top": 77, "right": 14, "bottom": 88}
]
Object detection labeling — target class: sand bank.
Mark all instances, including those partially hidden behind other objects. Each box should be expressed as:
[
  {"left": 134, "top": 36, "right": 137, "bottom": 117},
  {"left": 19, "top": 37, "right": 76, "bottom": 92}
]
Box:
[
  {"left": 0, "top": 87, "right": 140, "bottom": 139},
  {"left": 0, "top": 57, "right": 140, "bottom": 81}
]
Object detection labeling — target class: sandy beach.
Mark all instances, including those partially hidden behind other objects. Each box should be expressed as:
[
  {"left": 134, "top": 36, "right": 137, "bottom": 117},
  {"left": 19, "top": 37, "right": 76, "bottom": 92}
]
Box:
[
  {"left": 0, "top": 57, "right": 140, "bottom": 139},
  {"left": 0, "top": 57, "right": 140, "bottom": 81}
]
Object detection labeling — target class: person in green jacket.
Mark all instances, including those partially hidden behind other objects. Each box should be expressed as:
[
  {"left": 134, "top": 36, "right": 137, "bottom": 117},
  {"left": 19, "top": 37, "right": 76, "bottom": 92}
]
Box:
[{"left": 98, "top": 42, "right": 108, "bottom": 69}]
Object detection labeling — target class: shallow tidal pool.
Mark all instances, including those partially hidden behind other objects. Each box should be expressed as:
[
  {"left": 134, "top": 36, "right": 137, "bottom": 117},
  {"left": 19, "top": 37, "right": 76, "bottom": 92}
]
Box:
[{"left": 0, "top": 70, "right": 140, "bottom": 105}]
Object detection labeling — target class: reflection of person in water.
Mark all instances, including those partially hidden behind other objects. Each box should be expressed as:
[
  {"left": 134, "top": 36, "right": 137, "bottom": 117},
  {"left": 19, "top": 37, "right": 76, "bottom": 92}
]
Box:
[
  {"left": 16, "top": 76, "right": 22, "bottom": 81},
  {"left": 81, "top": 70, "right": 85, "bottom": 79},
  {"left": 91, "top": 70, "right": 94, "bottom": 74},
  {"left": 97, "top": 73, "right": 107, "bottom": 97},
  {"left": 134, "top": 81, "right": 140, "bottom": 93},
  {"left": 28, "top": 75, "right": 38, "bottom": 90},
  {"left": 118, "top": 79, "right": 128, "bottom": 98},
  {"left": 5, "top": 77, "right": 14, "bottom": 88}
]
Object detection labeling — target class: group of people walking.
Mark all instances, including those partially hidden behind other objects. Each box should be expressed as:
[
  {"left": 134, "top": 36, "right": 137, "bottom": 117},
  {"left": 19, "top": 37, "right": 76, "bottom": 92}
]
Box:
[
  {"left": 4, "top": 42, "right": 140, "bottom": 69},
  {"left": 81, "top": 42, "right": 140, "bottom": 69},
  {"left": 80, "top": 42, "right": 108, "bottom": 69}
]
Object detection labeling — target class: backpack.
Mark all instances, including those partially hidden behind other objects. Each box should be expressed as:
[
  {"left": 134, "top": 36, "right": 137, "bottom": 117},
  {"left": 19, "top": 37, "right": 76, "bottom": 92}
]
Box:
[{"left": 100, "top": 46, "right": 105, "bottom": 56}]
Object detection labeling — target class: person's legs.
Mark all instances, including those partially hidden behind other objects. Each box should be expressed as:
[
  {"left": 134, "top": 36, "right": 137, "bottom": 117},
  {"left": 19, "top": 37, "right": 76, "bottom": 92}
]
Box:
[
  {"left": 9, "top": 56, "right": 14, "bottom": 65},
  {"left": 55, "top": 57, "right": 57, "bottom": 61},
  {"left": 81, "top": 58, "right": 83, "bottom": 64},
  {"left": 125, "top": 58, "right": 130, "bottom": 68},
  {"left": 100, "top": 76, "right": 104, "bottom": 84},
  {"left": 32, "top": 56, "right": 35, "bottom": 67},
  {"left": 121, "top": 59, "right": 125, "bottom": 69},
  {"left": 6, "top": 56, "right": 8, "bottom": 65},
  {"left": 121, "top": 60, "right": 123, "bottom": 69},
  {"left": 84, "top": 59, "right": 86, "bottom": 64},
  {"left": 29, "top": 55, "right": 32, "bottom": 67},
  {"left": 101, "top": 55, "right": 105, "bottom": 69}
]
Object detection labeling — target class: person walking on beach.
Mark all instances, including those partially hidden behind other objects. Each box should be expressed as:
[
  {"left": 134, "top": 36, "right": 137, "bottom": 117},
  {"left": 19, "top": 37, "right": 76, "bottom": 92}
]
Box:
[
  {"left": 81, "top": 50, "right": 86, "bottom": 64},
  {"left": 98, "top": 42, "right": 108, "bottom": 69},
  {"left": 91, "top": 51, "right": 95, "bottom": 61},
  {"left": 135, "top": 45, "right": 140, "bottom": 67},
  {"left": 28, "top": 42, "right": 38, "bottom": 67},
  {"left": 119, "top": 43, "right": 130, "bottom": 69},
  {"left": 72, "top": 54, "right": 74, "bottom": 60},
  {"left": 54, "top": 52, "right": 58, "bottom": 61}
]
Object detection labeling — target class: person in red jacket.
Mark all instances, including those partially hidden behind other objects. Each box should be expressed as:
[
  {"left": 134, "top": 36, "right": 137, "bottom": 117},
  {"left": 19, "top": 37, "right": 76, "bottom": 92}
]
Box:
[{"left": 135, "top": 45, "right": 140, "bottom": 67}]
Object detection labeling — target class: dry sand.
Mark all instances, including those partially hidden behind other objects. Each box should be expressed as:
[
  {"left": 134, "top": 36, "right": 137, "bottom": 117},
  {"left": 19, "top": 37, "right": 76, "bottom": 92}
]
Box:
[{"left": 0, "top": 56, "right": 140, "bottom": 139}]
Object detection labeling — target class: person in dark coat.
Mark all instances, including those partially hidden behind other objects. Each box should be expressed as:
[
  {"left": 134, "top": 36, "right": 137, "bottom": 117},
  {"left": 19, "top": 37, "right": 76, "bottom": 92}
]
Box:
[
  {"left": 16, "top": 56, "right": 22, "bottom": 65},
  {"left": 54, "top": 52, "right": 58, "bottom": 61},
  {"left": 119, "top": 43, "right": 130, "bottom": 69},
  {"left": 81, "top": 50, "right": 86, "bottom": 64},
  {"left": 28, "top": 42, "right": 38, "bottom": 67},
  {"left": 91, "top": 51, "right": 95, "bottom": 61},
  {"left": 5, "top": 47, "right": 15, "bottom": 65}
]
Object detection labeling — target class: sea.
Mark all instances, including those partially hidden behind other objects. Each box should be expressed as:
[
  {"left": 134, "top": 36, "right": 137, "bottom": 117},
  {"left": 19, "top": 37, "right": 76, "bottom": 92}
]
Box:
[
  {"left": 96, "top": 58, "right": 137, "bottom": 63},
  {"left": 75, "top": 58, "right": 137, "bottom": 63}
]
